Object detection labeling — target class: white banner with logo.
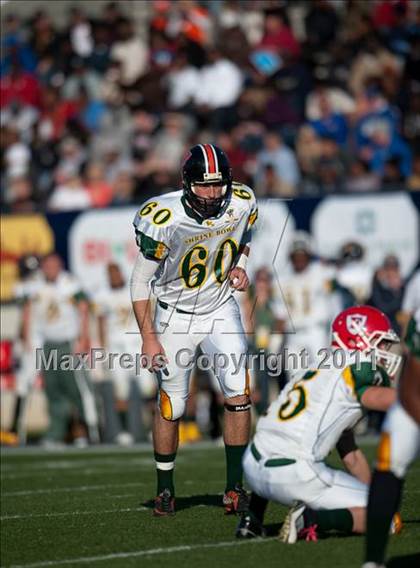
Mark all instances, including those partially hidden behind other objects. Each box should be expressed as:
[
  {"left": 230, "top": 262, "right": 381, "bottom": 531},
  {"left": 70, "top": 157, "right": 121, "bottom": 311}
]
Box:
[
  {"left": 311, "top": 194, "right": 419, "bottom": 277},
  {"left": 69, "top": 207, "right": 139, "bottom": 295}
]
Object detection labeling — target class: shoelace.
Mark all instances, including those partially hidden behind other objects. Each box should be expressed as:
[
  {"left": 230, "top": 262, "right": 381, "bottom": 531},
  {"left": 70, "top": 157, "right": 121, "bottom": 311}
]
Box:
[
  {"left": 298, "top": 524, "right": 318, "bottom": 542},
  {"left": 159, "top": 491, "right": 173, "bottom": 512}
]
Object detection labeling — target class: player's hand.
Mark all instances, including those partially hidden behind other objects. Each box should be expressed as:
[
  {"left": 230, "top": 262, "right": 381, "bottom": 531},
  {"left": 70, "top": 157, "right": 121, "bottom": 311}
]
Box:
[
  {"left": 141, "top": 337, "right": 168, "bottom": 373},
  {"left": 228, "top": 267, "right": 249, "bottom": 291}
]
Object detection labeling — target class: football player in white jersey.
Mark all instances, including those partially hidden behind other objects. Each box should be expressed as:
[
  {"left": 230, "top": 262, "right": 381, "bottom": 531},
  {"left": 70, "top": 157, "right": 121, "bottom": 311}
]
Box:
[
  {"left": 26, "top": 253, "right": 98, "bottom": 445},
  {"left": 95, "top": 263, "right": 154, "bottom": 444},
  {"left": 130, "top": 144, "right": 257, "bottom": 515},
  {"left": 277, "top": 232, "right": 341, "bottom": 368},
  {"left": 236, "top": 306, "right": 402, "bottom": 542},
  {"left": 336, "top": 242, "right": 373, "bottom": 304},
  {"left": 0, "top": 255, "right": 42, "bottom": 446}
]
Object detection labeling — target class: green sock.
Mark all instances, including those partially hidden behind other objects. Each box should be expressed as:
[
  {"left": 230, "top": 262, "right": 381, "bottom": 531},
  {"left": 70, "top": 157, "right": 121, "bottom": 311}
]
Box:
[
  {"left": 312, "top": 508, "right": 353, "bottom": 533},
  {"left": 154, "top": 452, "right": 176, "bottom": 496},
  {"left": 224, "top": 444, "right": 247, "bottom": 491}
]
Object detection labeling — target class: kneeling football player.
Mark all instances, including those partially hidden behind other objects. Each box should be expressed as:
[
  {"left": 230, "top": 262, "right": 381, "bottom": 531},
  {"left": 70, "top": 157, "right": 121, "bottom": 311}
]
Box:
[{"left": 236, "top": 306, "right": 403, "bottom": 542}]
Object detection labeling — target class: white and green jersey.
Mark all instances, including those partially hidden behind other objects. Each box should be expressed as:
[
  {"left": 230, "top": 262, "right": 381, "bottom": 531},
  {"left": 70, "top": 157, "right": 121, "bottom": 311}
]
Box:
[
  {"left": 276, "top": 261, "right": 337, "bottom": 330},
  {"left": 133, "top": 183, "right": 258, "bottom": 314},
  {"left": 254, "top": 356, "right": 391, "bottom": 462},
  {"left": 95, "top": 284, "right": 139, "bottom": 351},
  {"left": 29, "top": 272, "right": 86, "bottom": 343}
]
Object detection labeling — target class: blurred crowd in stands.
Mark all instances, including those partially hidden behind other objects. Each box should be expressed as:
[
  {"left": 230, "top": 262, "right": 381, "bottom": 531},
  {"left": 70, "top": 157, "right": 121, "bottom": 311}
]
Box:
[{"left": 1, "top": 0, "right": 420, "bottom": 213}]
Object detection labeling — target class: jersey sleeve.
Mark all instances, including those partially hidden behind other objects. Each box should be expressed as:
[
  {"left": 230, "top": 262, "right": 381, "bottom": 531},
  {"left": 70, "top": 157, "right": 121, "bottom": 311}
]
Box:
[
  {"left": 344, "top": 362, "right": 391, "bottom": 401},
  {"left": 14, "top": 282, "right": 30, "bottom": 305},
  {"left": 59, "top": 273, "right": 85, "bottom": 302},
  {"left": 233, "top": 183, "right": 258, "bottom": 247},
  {"left": 247, "top": 192, "right": 258, "bottom": 232},
  {"left": 133, "top": 202, "right": 171, "bottom": 262}
]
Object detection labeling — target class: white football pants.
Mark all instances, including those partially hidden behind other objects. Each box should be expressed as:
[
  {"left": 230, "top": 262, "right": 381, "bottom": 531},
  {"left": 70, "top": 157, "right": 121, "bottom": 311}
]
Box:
[{"left": 243, "top": 444, "right": 367, "bottom": 510}]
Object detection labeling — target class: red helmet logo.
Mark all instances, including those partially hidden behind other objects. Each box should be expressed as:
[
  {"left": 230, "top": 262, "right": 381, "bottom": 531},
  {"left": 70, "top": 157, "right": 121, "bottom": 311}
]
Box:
[
  {"left": 332, "top": 305, "right": 401, "bottom": 376},
  {"left": 346, "top": 314, "right": 367, "bottom": 335}
]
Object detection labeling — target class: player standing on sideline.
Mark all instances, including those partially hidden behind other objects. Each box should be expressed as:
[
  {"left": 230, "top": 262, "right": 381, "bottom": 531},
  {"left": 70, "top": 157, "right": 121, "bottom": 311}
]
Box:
[
  {"left": 276, "top": 232, "right": 342, "bottom": 369},
  {"left": 26, "top": 253, "right": 97, "bottom": 446},
  {"left": 0, "top": 255, "right": 42, "bottom": 446},
  {"left": 130, "top": 144, "right": 257, "bottom": 515},
  {"left": 236, "top": 306, "right": 403, "bottom": 542},
  {"left": 95, "top": 262, "right": 154, "bottom": 444},
  {"left": 363, "top": 308, "right": 420, "bottom": 566}
]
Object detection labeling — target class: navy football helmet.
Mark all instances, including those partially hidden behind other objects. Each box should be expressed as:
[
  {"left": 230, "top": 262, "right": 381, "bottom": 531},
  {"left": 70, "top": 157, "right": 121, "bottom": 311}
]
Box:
[{"left": 182, "top": 144, "right": 232, "bottom": 218}]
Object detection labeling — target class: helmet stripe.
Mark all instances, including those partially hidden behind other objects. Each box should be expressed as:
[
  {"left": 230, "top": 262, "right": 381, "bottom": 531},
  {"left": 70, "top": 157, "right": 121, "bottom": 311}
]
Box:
[
  {"left": 210, "top": 144, "right": 219, "bottom": 173},
  {"left": 204, "top": 144, "right": 216, "bottom": 174},
  {"left": 198, "top": 144, "right": 209, "bottom": 174}
]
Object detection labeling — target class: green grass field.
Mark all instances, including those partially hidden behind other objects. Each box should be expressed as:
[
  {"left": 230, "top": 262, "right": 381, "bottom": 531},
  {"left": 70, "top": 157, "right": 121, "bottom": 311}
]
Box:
[{"left": 1, "top": 443, "right": 419, "bottom": 568}]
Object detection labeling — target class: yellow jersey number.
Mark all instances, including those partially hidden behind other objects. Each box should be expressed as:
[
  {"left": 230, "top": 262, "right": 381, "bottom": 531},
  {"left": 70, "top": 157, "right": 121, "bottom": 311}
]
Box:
[
  {"left": 180, "top": 238, "right": 239, "bottom": 289},
  {"left": 139, "top": 202, "right": 172, "bottom": 226},
  {"left": 233, "top": 186, "right": 251, "bottom": 200},
  {"left": 278, "top": 371, "right": 318, "bottom": 421}
]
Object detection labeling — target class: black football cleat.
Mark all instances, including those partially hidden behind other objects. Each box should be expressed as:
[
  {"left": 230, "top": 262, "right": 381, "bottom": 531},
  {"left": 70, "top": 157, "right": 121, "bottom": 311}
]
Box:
[
  {"left": 153, "top": 489, "right": 175, "bottom": 516},
  {"left": 223, "top": 484, "right": 249, "bottom": 515},
  {"left": 236, "top": 513, "right": 266, "bottom": 539}
]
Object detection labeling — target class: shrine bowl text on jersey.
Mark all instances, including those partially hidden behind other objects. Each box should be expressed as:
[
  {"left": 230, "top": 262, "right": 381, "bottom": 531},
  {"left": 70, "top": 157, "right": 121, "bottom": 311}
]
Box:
[{"left": 133, "top": 183, "right": 258, "bottom": 314}]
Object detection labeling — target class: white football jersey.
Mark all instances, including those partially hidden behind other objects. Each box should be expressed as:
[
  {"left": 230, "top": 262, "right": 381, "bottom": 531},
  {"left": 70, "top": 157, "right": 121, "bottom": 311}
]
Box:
[
  {"left": 14, "top": 272, "right": 43, "bottom": 303},
  {"left": 95, "top": 284, "right": 139, "bottom": 351},
  {"left": 254, "top": 355, "right": 391, "bottom": 462},
  {"left": 28, "top": 272, "right": 85, "bottom": 342},
  {"left": 277, "top": 261, "right": 336, "bottom": 330},
  {"left": 336, "top": 261, "right": 373, "bottom": 303},
  {"left": 133, "top": 183, "right": 258, "bottom": 314}
]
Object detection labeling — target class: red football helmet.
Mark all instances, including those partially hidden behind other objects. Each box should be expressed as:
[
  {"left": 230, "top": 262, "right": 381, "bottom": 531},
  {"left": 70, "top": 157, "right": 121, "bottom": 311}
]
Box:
[{"left": 332, "top": 305, "right": 401, "bottom": 376}]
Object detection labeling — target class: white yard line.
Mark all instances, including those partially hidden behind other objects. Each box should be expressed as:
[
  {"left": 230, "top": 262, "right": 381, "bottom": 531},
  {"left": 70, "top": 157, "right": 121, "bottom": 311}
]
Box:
[
  {"left": 8, "top": 539, "right": 274, "bottom": 568},
  {"left": 2, "top": 482, "right": 145, "bottom": 497},
  {"left": 2, "top": 478, "right": 222, "bottom": 497},
  {"left": 1, "top": 465, "right": 152, "bottom": 480},
  {"left": 1, "top": 458, "right": 156, "bottom": 474},
  {"left": 1, "top": 507, "right": 148, "bottom": 521},
  {"left": 1, "top": 504, "right": 215, "bottom": 521},
  {"left": 1, "top": 441, "right": 221, "bottom": 458},
  {"left": 105, "top": 493, "right": 139, "bottom": 499}
]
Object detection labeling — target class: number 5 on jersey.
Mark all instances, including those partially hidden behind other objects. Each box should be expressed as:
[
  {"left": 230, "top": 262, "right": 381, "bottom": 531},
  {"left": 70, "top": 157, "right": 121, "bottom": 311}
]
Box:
[{"left": 278, "top": 371, "right": 318, "bottom": 421}]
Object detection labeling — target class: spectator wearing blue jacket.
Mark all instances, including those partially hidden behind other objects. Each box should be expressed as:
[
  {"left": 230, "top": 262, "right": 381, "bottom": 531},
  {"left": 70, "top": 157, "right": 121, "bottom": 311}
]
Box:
[
  {"left": 255, "top": 130, "right": 300, "bottom": 192},
  {"left": 1, "top": 15, "right": 37, "bottom": 76},
  {"left": 309, "top": 93, "right": 348, "bottom": 145}
]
